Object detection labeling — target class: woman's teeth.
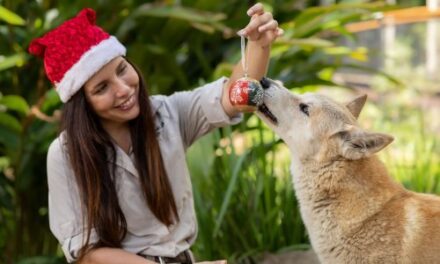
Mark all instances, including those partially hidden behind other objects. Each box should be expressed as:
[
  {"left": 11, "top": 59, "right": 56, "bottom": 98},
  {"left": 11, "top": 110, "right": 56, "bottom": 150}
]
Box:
[{"left": 118, "top": 95, "right": 135, "bottom": 110}]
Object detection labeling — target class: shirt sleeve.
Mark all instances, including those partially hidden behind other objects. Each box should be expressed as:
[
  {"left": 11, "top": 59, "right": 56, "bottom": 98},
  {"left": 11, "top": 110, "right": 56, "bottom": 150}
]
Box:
[
  {"left": 167, "top": 77, "right": 243, "bottom": 148},
  {"left": 47, "top": 136, "right": 99, "bottom": 263}
]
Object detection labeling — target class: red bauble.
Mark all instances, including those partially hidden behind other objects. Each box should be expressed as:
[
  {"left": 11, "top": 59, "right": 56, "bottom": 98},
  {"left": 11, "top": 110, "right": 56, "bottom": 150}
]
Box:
[{"left": 229, "top": 77, "right": 264, "bottom": 112}]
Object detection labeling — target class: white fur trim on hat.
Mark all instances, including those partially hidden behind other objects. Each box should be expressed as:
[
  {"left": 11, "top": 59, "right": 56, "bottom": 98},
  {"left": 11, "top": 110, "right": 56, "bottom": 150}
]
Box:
[{"left": 55, "top": 36, "right": 126, "bottom": 102}]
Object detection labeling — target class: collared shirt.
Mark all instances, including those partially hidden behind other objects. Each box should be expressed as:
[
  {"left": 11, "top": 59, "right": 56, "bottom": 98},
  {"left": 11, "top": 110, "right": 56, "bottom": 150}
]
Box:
[{"left": 46, "top": 77, "right": 242, "bottom": 263}]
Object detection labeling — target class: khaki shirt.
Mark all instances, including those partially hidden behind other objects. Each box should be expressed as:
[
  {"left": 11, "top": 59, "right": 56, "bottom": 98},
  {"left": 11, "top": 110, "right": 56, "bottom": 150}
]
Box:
[{"left": 46, "top": 77, "right": 242, "bottom": 262}]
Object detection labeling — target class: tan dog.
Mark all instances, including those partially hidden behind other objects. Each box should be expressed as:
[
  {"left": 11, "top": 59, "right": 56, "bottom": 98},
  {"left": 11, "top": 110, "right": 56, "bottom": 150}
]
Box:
[{"left": 256, "top": 79, "right": 440, "bottom": 264}]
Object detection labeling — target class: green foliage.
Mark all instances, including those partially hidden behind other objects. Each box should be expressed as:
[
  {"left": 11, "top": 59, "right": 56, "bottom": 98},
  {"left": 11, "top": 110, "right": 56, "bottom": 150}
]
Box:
[
  {"left": 188, "top": 121, "right": 308, "bottom": 263},
  {"left": 1, "top": 5, "right": 61, "bottom": 261},
  {"left": 16, "top": 256, "right": 65, "bottom": 264},
  {"left": 0, "top": 91, "right": 59, "bottom": 263},
  {"left": 368, "top": 102, "right": 440, "bottom": 195}
]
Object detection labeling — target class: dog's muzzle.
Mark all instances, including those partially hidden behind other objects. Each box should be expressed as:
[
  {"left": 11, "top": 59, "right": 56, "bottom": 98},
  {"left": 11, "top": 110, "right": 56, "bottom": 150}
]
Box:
[
  {"left": 257, "top": 77, "right": 278, "bottom": 125},
  {"left": 258, "top": 103, "right": 278, "bottom": 125}
]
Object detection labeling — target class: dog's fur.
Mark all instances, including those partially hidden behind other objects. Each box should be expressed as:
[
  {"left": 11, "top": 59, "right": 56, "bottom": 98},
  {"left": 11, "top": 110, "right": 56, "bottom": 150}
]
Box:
[{"left": 256, "top": 79, "right": 440, "bottom": 264}]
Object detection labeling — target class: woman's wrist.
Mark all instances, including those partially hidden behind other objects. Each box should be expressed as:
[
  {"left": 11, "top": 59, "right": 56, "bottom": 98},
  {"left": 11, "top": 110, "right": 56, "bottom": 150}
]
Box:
[
  {"left": 248, "top": 38, "right": 273, "bottom": 50},
  {"left": 245, "top": 40, "right": 270, "bottom": 80}
]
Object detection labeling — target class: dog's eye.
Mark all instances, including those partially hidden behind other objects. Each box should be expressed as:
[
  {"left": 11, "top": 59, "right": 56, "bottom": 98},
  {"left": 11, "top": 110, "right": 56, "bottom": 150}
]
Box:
[{"left": 299, "top": 103, "right": 310, "bottom": 116}]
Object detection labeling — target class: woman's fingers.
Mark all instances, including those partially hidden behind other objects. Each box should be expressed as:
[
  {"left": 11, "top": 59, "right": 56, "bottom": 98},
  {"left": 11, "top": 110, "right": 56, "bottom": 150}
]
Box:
[
  {"left": 247, "top": 3, "right": 264, "bottom": 16},
  {"left": 237, "top": 2, "right": 283, "bottom": 46},
  {"left": 276, "top": 27, "right": 284, "bottom": 37},
  {"left": 258, "top": 19, "right": 278, "bottom": 33},
  {"left": 240, "top": 12, "right": 273, "bottom": 36}
]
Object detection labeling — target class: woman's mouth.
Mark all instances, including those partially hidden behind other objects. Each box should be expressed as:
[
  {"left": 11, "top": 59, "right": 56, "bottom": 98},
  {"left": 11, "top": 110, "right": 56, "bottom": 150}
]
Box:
[{"left": 117, "top": 94, "right": 136, "bottom": 110}]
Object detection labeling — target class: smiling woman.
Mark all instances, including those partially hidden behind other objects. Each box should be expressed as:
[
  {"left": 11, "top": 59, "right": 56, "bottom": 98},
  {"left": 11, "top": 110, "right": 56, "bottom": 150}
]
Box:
[{"left": 28, "top": 4, "right": 283, "bottom": 264}]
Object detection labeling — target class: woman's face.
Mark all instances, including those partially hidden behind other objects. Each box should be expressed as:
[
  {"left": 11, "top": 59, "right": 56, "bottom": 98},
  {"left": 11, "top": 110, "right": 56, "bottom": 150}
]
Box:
[{"left": 84, "top": 56, "right": 140, "bottom": 128}]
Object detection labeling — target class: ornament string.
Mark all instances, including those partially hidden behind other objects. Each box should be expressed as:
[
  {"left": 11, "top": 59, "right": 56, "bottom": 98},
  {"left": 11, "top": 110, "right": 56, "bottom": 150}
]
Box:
[{"left": 241, "top": 35, "right": 249, "bottom": 78}]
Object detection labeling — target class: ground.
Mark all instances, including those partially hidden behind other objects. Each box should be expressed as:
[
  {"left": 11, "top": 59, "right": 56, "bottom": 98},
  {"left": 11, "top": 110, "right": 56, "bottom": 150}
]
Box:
[{"left": 259, "top": 250, "right": 320, "bottom": 264}]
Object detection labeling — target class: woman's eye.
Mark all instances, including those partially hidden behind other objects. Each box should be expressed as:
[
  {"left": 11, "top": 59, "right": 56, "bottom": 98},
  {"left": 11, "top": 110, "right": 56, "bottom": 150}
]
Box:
[
  {"left": 299, "top": 103, "right": 309, "bottom": 116},
  {"left": 94, "top": 84, "right": 107, "bottom": 94}
]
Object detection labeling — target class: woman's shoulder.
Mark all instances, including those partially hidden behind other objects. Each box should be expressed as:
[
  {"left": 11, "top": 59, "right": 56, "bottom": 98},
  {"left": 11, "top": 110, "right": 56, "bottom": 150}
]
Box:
[
  {"left": 150, "top": 95, "right": 167, "bottom": 110},
  {"left": 47, "top": 131, "right": 68, "bottom": 160},
  {"left": 150, "top": 95, "right": 172, "bottom": 118},
  {"left": 46, "top": 132, "right": 77, "bottom": 188}
]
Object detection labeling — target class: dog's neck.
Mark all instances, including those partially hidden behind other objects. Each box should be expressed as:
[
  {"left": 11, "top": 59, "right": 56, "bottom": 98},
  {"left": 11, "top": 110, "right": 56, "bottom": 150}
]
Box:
[{"left": 290, "top": 154, "right": 406, "bottom": 247}]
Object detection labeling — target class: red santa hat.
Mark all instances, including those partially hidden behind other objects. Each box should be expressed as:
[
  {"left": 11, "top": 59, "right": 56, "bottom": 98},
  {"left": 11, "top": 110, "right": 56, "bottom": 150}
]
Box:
[{"left": 28, "top": 8, "right": 126, "bottom": 102}]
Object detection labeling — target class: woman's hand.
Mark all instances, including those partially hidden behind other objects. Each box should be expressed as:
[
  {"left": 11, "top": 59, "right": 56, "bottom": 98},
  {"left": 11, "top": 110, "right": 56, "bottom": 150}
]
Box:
[{"left": 239, "top": 3, "right": 283, "bottom": 48}]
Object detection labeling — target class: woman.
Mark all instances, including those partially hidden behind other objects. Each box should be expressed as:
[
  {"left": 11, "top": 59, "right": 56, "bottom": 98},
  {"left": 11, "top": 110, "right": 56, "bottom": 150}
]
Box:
[{"left": 29, "top": 3, "right": 282, "bottom": 264}]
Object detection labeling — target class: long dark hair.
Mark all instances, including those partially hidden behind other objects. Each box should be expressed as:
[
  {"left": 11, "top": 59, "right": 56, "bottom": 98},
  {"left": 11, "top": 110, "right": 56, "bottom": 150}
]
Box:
[{"left": 60, "top": 59, "right": 178, "bottom": 261}]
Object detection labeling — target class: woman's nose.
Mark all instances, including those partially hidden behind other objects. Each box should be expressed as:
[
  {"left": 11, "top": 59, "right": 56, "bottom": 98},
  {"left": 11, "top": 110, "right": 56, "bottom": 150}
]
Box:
[{"left": 114, "top": 79, "right": 131, "bottom": 97}]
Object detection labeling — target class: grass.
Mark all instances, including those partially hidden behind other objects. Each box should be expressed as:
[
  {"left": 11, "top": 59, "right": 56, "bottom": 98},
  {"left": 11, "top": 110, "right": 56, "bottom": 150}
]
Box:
[
  {"left": 360, "top": 90, "right": 440, "bottom": 195},
  {"left": 187, "top": 119, "right": 308, "bottom": 263},
  {"left": 378, "top": 110, "right": 440, "bottom": 194}
]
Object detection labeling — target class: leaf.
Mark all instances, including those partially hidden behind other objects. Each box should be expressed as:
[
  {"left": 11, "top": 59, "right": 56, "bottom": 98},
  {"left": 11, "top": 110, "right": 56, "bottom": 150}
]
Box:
[
  {"left": 275, "top": 37, "right": 334, "bottom": 48},
  {"left": 0, "top": 122, "right": 20, "bottom": 150},
  {"left": 337, "top": 63, "right": 403, "bottom": 86},
  {"left": 0, "top": 53, "right": 27, "bottom": 71},
  {"left": 0, "top": 156, "right": 10, "bottom": 170},
  {"left": 291, "top": 3, "right": 383, "bottom": 38},
  {"left": 0, "top": 112, "right": 22, "bottom": 133},
  {"left": 133, "top": 4, "right": 226, "bottom": 23},
  {"left": 40, "top": 89, "right": 61, "bottom": 113},
  {"left": 214, "top": 151, "right": 248, "bottom": 236},
  {"left": 0, "top": 95, "right": 29, "bottom": 116},
  {"left": 190, "top": 22, "right": 216, "bottom": 34},
  {"left": 116, "top": 3, "right": 230, "bottom": 36},
  {"left": 350, "top": 48, "right": 368, "bottom": 62},
  {"left": 295, "top": 2, "right": 385, "bottom": 26},
  {"left": 0, "top": 6, "right": 25, "bottom": 25},
  {"left": 17, "top": 256, "right": 65, "bottom": 264}
]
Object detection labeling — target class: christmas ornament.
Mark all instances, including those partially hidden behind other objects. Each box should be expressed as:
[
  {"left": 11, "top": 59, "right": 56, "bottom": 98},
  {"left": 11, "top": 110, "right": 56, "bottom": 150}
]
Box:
[{"left": 229, "top": 35, "right": 264, "bottom": 112}]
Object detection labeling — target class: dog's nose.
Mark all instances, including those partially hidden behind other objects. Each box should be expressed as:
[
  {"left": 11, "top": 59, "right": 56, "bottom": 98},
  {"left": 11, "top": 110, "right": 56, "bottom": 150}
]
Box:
[{"left": 260, "top": 77, "right": 270, "bottom": 90}]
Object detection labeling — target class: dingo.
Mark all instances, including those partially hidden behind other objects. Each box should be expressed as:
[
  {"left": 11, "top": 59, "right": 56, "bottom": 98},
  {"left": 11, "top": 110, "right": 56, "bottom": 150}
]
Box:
[{"left": 256, "top": 78, "right": 440, "bottom": 264}]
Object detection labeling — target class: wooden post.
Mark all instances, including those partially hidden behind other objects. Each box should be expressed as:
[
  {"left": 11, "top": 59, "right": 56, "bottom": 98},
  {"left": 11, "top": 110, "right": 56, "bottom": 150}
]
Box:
[
  {"left": 426, "top": 20, "right": 438, "bottom": 80},
  {"left": 428, "top": 0, "right": 440, "bottom": 11}
]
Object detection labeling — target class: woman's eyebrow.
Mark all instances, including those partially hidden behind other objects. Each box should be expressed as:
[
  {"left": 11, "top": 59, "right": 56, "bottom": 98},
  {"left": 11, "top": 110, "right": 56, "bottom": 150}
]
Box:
[
  {"left": 91, "top": 61, "right": 126, "bottom": 92},
  {"left": 116, "top": 60, "right": 126, "bottom": 71}
]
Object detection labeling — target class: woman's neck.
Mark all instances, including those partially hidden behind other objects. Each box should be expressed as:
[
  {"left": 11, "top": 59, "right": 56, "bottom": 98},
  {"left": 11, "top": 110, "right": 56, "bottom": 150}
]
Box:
[{"left": 102, "top": 121, "right": 131, "bottom": 154}]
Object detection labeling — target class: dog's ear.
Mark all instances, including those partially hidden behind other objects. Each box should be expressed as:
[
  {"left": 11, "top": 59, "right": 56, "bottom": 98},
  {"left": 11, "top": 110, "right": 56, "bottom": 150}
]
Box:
[
  {"left": 345, "top": 94, "right": 367, "bottom": 119},
  {"left": 337, "top": 125, "right": 394, "bottom": 160}
]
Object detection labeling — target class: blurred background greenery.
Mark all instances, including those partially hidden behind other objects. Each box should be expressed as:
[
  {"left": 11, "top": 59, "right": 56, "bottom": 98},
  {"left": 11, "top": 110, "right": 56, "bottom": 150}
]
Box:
[{"left": 1, "top": 0, "right": 439, "bottom": 263}]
